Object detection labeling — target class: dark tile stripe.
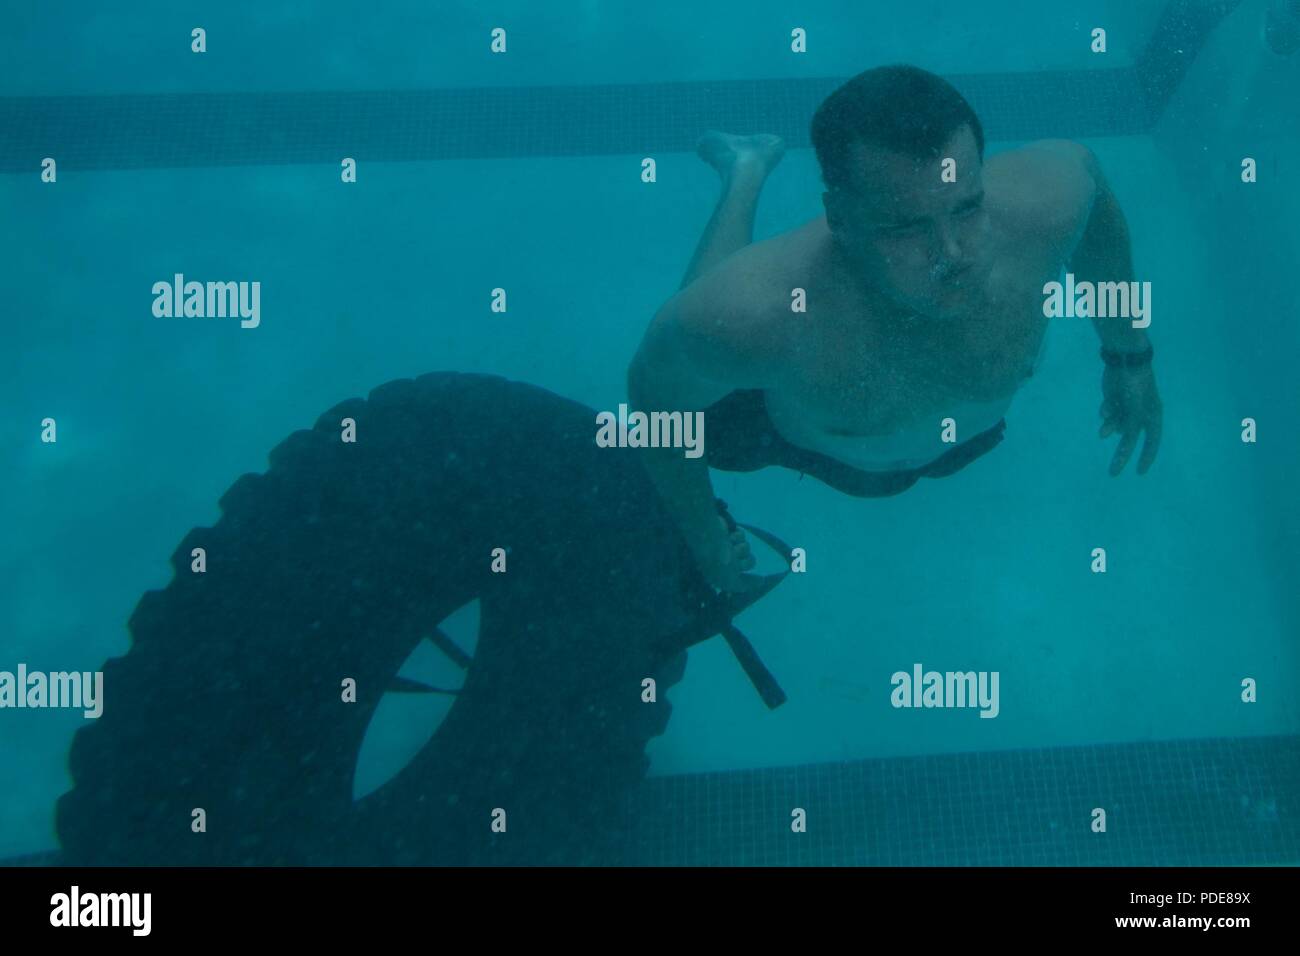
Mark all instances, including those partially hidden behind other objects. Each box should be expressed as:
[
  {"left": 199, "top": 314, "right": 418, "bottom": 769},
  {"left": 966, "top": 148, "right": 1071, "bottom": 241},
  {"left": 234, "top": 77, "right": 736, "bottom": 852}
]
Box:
[
  {"left": 4, "top": 735, "right": 1292, "bottom": 866},
  {"left": 0, "top": 67, "right": 1153, "bottom": 174},
  {"left": 1, "top": 0, "right": 1247, "bottom": 173},
  {"left": 626, "top": 735, "right": 1300, "bottom": 866}
]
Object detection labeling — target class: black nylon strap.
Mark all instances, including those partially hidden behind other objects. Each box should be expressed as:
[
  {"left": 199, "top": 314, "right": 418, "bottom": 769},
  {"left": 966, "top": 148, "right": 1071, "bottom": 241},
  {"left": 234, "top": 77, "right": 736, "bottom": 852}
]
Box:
[{"left": 708, "top": 498, "right": 792, "bottom": 709}]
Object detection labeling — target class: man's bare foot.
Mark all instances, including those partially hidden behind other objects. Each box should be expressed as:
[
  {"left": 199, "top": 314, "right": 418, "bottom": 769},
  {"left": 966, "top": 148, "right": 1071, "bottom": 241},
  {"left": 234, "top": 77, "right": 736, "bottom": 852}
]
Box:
[{"left": 695, "top": 131, "right": 786, "bottom": 182}]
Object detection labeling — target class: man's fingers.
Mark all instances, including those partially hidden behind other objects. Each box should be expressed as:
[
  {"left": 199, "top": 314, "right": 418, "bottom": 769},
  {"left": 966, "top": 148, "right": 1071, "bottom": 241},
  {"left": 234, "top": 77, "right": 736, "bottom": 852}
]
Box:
[
  {"left": 729, "top": 529, "right": 753, "bottom": 563},
  {"left": 1098, "top": 396, "right": 1122, "bottom": 438},
  {"left": 1109, "top": 428, "right": 1139, "bottom": 476},
  {"left": 1137, "top": 417, "right": 1162, "bottom": 475}
]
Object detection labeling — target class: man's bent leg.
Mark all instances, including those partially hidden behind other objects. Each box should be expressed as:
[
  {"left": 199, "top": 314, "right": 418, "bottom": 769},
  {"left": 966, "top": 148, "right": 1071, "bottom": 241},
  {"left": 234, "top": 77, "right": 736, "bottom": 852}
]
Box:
[{"left": 679, "top": 132, "right": 786, "bottom": 289}]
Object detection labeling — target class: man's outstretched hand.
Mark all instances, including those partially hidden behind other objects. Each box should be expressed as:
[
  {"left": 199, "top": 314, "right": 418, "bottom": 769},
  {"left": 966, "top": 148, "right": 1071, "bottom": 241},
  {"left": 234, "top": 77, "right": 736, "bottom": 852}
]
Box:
[{"left": 1099, "top": 364, "right": 1163, "bottom": 475}]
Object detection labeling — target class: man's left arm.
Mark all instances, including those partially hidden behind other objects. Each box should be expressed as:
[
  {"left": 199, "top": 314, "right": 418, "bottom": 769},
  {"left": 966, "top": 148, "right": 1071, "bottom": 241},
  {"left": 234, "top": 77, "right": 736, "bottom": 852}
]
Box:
[{"left": 1065, "top": 144, "right": 1163, "bottom": 476}]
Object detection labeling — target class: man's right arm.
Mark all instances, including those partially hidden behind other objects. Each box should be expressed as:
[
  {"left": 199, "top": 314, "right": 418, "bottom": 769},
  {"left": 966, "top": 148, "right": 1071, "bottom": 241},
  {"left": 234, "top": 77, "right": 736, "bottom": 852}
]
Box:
[{"left": 627, "top": 276, "right": 781, "bottom": 591}]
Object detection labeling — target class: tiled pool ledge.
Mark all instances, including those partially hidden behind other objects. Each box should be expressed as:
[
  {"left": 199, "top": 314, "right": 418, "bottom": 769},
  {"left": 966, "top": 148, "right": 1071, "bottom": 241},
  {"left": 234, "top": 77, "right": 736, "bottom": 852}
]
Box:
[
  {"left": 0, "top": 1, "right": 1244, "bottom": 174},
  {"left": 5, "top": 734, "right": 1291, "bottom": 868},
  {"left": 625, "top": 734, "right": 1300, "bottom": 866},
  {"left": 0, "top": 68, "right": 1153, "bottom": 174}
]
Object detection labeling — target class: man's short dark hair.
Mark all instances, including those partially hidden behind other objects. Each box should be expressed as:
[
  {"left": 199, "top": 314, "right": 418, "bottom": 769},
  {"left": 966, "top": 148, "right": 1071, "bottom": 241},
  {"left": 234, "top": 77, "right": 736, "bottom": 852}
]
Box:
[{"left": 811, "top": 64, "right": 985, "bottom": 190}]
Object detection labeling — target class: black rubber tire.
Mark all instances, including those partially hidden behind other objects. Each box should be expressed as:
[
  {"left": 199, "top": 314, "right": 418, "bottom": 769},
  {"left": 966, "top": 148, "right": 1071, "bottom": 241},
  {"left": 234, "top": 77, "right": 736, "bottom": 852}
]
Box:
[{"left": 55, "top": 372, "right": 705, "bottom": 865}]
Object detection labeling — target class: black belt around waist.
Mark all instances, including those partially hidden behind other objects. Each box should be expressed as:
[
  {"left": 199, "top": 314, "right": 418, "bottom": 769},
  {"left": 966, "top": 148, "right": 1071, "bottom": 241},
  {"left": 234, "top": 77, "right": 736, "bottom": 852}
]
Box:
[{"left": 703, "top": 389, "right": 1007, "bottom": 498}]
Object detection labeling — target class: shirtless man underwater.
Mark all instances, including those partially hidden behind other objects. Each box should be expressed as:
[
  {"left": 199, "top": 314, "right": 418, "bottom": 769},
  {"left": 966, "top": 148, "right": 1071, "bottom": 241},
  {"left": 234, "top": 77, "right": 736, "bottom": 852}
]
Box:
[{"left": 628, "top": 65, "right": 1163, "bottom": 593}]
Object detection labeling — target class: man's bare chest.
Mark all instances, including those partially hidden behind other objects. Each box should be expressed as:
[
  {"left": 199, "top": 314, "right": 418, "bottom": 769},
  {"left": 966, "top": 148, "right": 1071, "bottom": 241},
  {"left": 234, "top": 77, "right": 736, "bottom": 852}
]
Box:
[{"left": 774, "top": 274, "right": 1049, "bottom": 435}]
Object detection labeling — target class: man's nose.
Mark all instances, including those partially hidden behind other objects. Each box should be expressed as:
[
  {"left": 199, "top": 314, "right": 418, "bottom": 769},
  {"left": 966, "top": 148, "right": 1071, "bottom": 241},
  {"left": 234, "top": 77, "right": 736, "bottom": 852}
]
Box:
[{"left": 934, "top": 220, "right": 971, "bottom": 267}]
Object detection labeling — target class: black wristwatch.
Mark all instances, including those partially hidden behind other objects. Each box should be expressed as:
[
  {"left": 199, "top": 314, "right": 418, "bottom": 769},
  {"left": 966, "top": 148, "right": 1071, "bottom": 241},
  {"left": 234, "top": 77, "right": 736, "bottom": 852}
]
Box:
[{"left": 1100, "top": 344, "right": 1154, "bottom": 368}]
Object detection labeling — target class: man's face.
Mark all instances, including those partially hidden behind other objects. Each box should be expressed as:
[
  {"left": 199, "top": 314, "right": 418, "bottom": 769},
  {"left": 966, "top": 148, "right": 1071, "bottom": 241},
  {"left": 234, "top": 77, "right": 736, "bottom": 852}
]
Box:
[{"left": 824, "top": 125, "right": 992, "bottom": 321}]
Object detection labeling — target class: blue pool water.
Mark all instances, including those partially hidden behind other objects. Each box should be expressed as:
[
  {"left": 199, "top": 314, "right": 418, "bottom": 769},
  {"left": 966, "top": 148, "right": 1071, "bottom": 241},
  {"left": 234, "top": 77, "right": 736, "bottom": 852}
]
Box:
[{"left": 1, "top": 1, "right": 1297, "bottom": 865}]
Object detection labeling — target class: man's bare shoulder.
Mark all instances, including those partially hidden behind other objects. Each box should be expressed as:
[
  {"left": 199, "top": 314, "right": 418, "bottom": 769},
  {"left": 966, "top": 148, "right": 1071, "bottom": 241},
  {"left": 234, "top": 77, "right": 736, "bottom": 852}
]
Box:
[
  {"left": 668, "top": 226, "right": 811, "bottom": 369},
  {"left": 697, "top": 222, "right": 814, "bottom": 304},
  {"left": 984, "top": 140, "right": 1100, "bottom": 260}
]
